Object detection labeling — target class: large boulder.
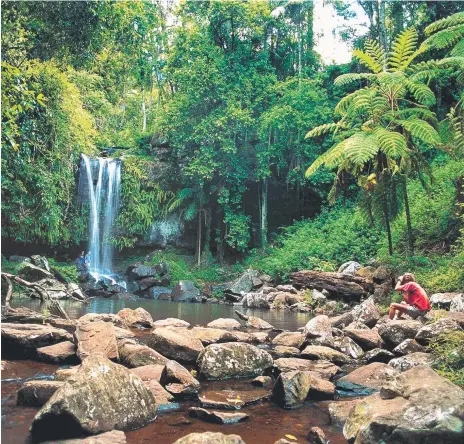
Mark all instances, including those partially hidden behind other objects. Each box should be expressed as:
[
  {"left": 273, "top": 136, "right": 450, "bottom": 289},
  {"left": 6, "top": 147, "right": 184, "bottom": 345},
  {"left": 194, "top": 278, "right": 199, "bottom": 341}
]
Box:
[
  {"left": 415, "top": 318, "right": 462, "bottom": 345},
  {"left": 126, "top": 264, "right": 158, "bottom": 280},
  {"left": 78, "top": 313, "right": 127, "bottom": 329},
  {"left": 171, "top": 280, "right": 201, "bottom": 302},
  {"left": 332, "top": 336, "right": 364, "bottom": 359},
  {"left": 272, "top": 332, "right": 305, "bottom": 348},
  {"left": 130, "top": 364, "right": 165, "bottom": 383},
  {"left": 30, "top": 255, "right": 51, "bottom": 271},
  {"left": 364, "top": 348, "right": 394, "bottom": 364},
  {"left": 74, "top": 321, "right": 118, "bottom": 360},
  {"left": 450, "top": 293, "right": 464, "bottom": 312},
  {"left": 338, "top": 362, "right": 399, "bottom": 391},
  {"left": 17, "top": 381, "right": 64, "bottom": 406},
  {"left": 235, "top": 310, "right": 274, "bottom": 330},
  {"left": 207, "top": 318, "right": 241, "bottom": 330},
  {"left": 430, "top": 292, "right": 462, "bottom": 309},
  {"left": 338, "top": 261, "right": 361, "bottom": 276},
  {"left": 117, "top": 308, "right": 153, "bottom": 328},
  {"left": 344, "top": 327, "right": 383, "bottom": 350},
  {"left": 328, "top": 399, "right": 362, "bottom": 427},
  {"left": 344, "top": 366, "right": 464, "bottom": 443},
  {"left": 272, "top": 358, "right": 340, "bottom": 380},
  {"left": 19, "top": 262, "right": 54, "bottom": 281},
  {"left": 225, "top": 270, "right": 261, "bottom": 300},
  {"left": 173, "top": 432, "right": 246, "bottom": 444},
  {"left": 152, "top": 318, "right": 190, "bottom": 328},
  {"left": 36, "top": 341, "right": 77, "bottom": 364},
  {"left": 304, "top": 315, "right": 332, "bottom": 343},
  {"left": 272, "top": 370, "right": 313, "bottom": 408},
  {"left": 160, "top": 360, "right": 201, "bottom": 399},
  {"left": 350, "top": 297, "right": 381, "bottom": 327},
  {"left": 188, "top": 407, "right": 249, "bottom": 425},
  {"left": 388, "top": 352, "right": 435, "bottom": 372},
  {"left": 148, "top": 327, "right": 204, "bottom": 363},
  {"left": 197, "top": 343, "right": 273, "bottom": 380},
  {"left": 30, "top": 355, "right": 156, "bottom": 440},
  {"left": 330, "top": 311, "right": 355, "bottom": 329},
  {"left": 191, "top": 327, "right": 236, "bottom": 345},
  {"left": 300, "top": 345, "right": 351, "bottom": 365},
  {"left": 1, "top": 323, "right": 73, "bottom": 358},
  {"left": 392, "top": 339, "right": 426, "bottom": 356},
  {"left": 242, "top": 292, "right": 269, "bottom": 308},
  {"left": 41, "top": 430, "right": 127, "bottom": 444},
  {"left": 378, "top": 320, "right": 422, "bottom": 347},
  {"left": 118, "top": 338, "right": 168, "bottom": 367}
]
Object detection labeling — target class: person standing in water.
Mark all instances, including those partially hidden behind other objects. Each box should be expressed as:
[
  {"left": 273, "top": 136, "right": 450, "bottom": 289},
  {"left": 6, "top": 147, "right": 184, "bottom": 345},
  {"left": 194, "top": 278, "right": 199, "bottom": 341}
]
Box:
[
  {"left": 85, "top": 251, "right": 91, "bottom": 270},
  {"left": 76, "top": 251, "right": 87, "bottom": 274},
  {"left": 389, "top": 273, "right": 431, "bottom": 320}
]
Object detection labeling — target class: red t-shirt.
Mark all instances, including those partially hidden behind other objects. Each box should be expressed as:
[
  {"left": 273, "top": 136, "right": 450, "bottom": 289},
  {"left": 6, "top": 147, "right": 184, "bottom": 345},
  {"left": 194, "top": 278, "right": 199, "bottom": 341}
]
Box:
[{"left": 401, "top": 282, "right": 431, "bottom": 310}]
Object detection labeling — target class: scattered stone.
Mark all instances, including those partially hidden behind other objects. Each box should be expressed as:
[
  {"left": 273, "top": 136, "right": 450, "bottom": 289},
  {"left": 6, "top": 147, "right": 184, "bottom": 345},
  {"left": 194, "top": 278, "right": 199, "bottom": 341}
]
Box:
[
  {"left": 330, "top": 312, "right": 354, "bottom": 329},
  {"left": 1, "top": 323, "right": 73, "bottom": 359},
  {"left": 207, "top": 318, "right": 241, "bottom": 330},
  {"left": 148, "top": 327, "right": 204, "bottom": 363},
  {"left": 77, "top": 313, "right": 127, "bottom": 329},
  {"left": 19, "top": 262, "right": 54, "bottom": 281},
  {"left": 17, "top": 381, "right": 64, "bottom": 406},
  {"left": 344, "top": 366, "right": 464, "bottom": 443},
  {"left": 273, "top": 358, "right": 340, "bottom": 380},
  {"left": 271, "top": 332, "right": 305, "bottom": 348},
  {"left": 114, "top": 326, "right": 136, "bottom": 340},
  {"left": 328, "top": 399, "right": 361, "bottom": 427},
  {"left": 118, "top": 338, "right": 168, "bottom": 367},
  {"left": 392, "top": 339, "right": 426, "bottom": 356},
  {"left": 171, "top": 280, "right": 201, "bottom": 302},
  {"left": 74, "top": 321, "right": 118, "bottom": 361},
  {"left": 188, "top": 407, "right": 249, "bottom": 424},
  {"left": 388, "top": 352, "right": 435, "bottom": 371},
  {"left": 41, "top": 430, "right": 126, "bottom": 444},
  {"left": 355, "top": 266, "right": 376, "bottom": 280},
  {"left": 197, "top": 343, "right": 273, "bottom": 380},
  {"left": 272, "top": 346, "right": 301, "bottom": 358},
  {"left": 173, "top": 432, "right": 246, "bottom": 444},
  {"left": 243, "top": 292, "right": 270, "bottom": 308},
  {"left": 308, "top": 375, "right": 335, "bottom": 400},
  {"left": 36, "top": 341, "right": 77, "bottom": 364},
  {"left": 66, "top": 283, "right": 86, "bottom": 301},
  {"left": 191, "top": 327, "right": 244, "bottom": 345},
  {"left": 300, "top": 345, "right": 351, "bottom": 365},
  {"left": 377, "top": 320, "right": 422, "bottom": 347},
  {"left": 338, "top": 362, "right": 399, "bottom": 391},
  {"left": 152, "top": 318, "right": 190, "bottom": 328},
  {"left": 117, "top": 308, "right": 153, "bottom": 328},
  {"left": 450, "top": 293, "right": 464, "bottom": 312},
  {"left": 307, "top": 426, "right": 328, "bottom": 444},
  {"left": 415, "top": 318, "right": 461, "bottom": 344},
  {"left": 312, "top": 289, "right": 327, "bottom": 302},
  {"left": 338, "top": 261, "right": 361, "bottom": 276},
  {"left": 235, "top": 310, "right": 274, "bottom": 330},
  {"left": 144, "top": 379, "right": 176, "bottom": 410},
  {"left": 344, "top": 327, "right": 383, "bottom": 350},
  {"left": 272, "top": 370, "right": 312, "bottom": 408},
  {"left": 199, "top": 388, "right": 270, "bottom": 410},
  {"left": 8, "top": 255, "right": 30, "bottom": 263},
  {"left": 372, "top": 265, "right": 390, "bottom": 283},
  {"left": 332, "top": 336, "right": 364, "bottom": 359},
  {"left": 364, "top": 348, "right": 394, "bottom": 364},
  {"left": 430, "top": 292, "right": 462, "bottom": 309},
  {"left": 130, "top": 364, "right": 165, "bottom": 383},
  {"left": 303, "top": 315, "right": 332, "bottom": 343},
  {"left": 251, "top": 376, "right": 273, "bottom": 387},
  {"left": 351, "top": 297, "right": 381, "bottom": 327},
  {"left": 30, "top": 355, "right": 156, "bottom": 440},
  {"left": 160, "top": 360, "right": 201, "bottom": 399},
  {"left": 55, "top": 367, "right": 79, "bottom": 381}
]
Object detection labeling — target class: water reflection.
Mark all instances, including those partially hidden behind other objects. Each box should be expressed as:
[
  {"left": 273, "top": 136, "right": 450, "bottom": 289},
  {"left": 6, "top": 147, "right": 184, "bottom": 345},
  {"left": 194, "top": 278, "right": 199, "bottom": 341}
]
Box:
[{"left": 10, "top": 295, "right": 311, "bottom": 331}]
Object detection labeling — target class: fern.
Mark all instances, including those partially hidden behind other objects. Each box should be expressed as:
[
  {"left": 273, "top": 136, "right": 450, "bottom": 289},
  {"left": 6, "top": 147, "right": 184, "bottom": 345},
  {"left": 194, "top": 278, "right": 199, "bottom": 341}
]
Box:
[
  {"left": 344, "top": 132, "right": 380, "bottom": 165},
  {"left": 405, "top": 80, "right": 436, "bottom": 106},
  {"left": 374, "top": 127, "right": 407, "bottom": 158},
  {"left": 450, "top": 39, "right": 464, "bottom": 57},
  {"left": 397, "top": 118, "right": 441, "bottom": 146},
  {"left": 365, "top": 40, "right": 387, "bottom": 71},
  {"left": 334, "top": 72, "right": 377, "bottom": 87},
  {"left": 424, "top": 12, "right": 464, "bottom": 35},
  {"left": 335, "top": 88, "right": 368, "bottom": 116},
  {"left": 421, "top": 24, "right": 464, "bottom": 52},
  {"left": 389, "top": 28, "right": 419, "bottom": 71},
  {"left": 305, "top": 139, "right": 347, "bottom": 177},
  {"left": 305, "top": 122, "right": 341, "bottom": 139},
  {"left": 353, "top": 46, "right": 384, "bottom": 73}
]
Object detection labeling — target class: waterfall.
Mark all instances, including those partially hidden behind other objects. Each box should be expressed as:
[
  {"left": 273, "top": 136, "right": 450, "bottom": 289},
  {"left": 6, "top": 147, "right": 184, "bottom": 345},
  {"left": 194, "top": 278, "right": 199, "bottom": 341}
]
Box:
[{"left": 78, "top": 154, "right": 122, "bottom": 280}]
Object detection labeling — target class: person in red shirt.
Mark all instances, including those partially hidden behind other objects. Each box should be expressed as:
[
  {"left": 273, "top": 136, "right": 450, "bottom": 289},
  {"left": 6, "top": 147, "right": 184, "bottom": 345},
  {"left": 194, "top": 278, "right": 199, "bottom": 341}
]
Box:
[{"left": 389, "top": 273, "right": 431, "bottom": 320}]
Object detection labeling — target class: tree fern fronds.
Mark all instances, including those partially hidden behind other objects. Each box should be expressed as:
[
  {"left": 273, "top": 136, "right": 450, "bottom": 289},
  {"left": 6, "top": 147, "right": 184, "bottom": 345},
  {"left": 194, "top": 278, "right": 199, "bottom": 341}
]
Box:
[
  {"left": 334, "top": 72, "right": 377, "bottom": 87},
  {"left": 335, "top": 88, "right": 369, "bottom": 116},
  {"left": 405, "top": 80, "right": 436, "bottom": 106},
  {"left": 353, "top": 47, "right": 384, "bottom": 73},
  {"left": 344, "top": 132, "right": 380, "bottom": 165},
  {"left": 424, "top": 12, "right": 464, "bottom": 35},
  {"left": 365, "top": 40, "right": 387, "bottom": 71},
  {"left": 397, "top": 118, "right": 441, "bottom": 146},
  {"left": 374, "top": 127, "right": 408, "bottom": 158},
  {"left": 391, "top": 108, "right": 438, "bottom": 125},
  {"left": 451, "top": 39, "right": 464, "bottom": 57},
  {"left": 389, "top": 27, "right": 419, "bottom": 71},
  {"left": 305, "top": 122, "right": 341, "bottom": 139},
  {"left": 305, "top": 139, "right": 347, "bottom": 177},
  {"left": 421, "top": 24, "right": 464, "bottom": 52}
]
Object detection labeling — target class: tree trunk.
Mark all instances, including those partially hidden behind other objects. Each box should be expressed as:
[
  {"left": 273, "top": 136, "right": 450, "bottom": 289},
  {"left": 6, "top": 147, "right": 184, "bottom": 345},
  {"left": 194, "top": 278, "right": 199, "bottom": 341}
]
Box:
[
  {"left": 202, "top": 208, "right": 212, "bottom": 265},
  {"left": 391, "top": 1, "right": 404, "bottom": 36},
  {"left": 196, "top": 209, "right": 202, "bottom": 267},
  {"left": 378, "top": 0, "right": 388, "bottom": 63},
  {"left": 261, "top": 178, "right": 268, "bottom": 249},
  {"left": 382, "top": 190, "right": 393, "bottom": 255},
  {"left": 142, "top": 86, "right": 147, "bottom": 132},
  {"left": 403, "top": 178, "right": 414, "bottom": 256},
  {"left": 217, "top": 206, "right": 225, "bottom": 266}
]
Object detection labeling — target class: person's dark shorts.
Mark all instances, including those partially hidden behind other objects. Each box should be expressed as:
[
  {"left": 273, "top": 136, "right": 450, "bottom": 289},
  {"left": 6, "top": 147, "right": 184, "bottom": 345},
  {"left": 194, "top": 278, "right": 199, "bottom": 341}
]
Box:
[{"left": 405, "top": 305, "right": 429, "bottom": 319}]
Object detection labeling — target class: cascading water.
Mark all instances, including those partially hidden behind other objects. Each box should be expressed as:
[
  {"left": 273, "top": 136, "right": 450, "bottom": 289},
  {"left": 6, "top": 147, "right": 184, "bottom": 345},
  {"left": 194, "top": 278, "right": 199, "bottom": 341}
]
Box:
[{"left": 78, "top": 154, "right": 122, "bottom": 286}]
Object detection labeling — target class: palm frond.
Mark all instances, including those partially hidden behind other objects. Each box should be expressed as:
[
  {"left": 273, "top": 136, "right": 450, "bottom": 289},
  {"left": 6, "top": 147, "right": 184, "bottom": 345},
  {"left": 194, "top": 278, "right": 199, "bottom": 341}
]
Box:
[{"left": 389, "top": 27, "right": 419, "bottom": 71}]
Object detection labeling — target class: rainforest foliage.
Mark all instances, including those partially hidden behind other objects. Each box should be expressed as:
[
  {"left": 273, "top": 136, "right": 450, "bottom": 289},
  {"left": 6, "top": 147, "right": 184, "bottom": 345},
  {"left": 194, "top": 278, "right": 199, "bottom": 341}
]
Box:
[{"left": 1, "top": 1, "right": 463, "bottom": 289}]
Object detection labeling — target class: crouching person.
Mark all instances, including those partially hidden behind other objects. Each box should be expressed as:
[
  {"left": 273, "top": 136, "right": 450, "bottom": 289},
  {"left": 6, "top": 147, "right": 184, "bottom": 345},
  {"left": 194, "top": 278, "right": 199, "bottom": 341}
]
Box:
[{"left": 389, "top": 273, "right": 431, "bottom": 320}]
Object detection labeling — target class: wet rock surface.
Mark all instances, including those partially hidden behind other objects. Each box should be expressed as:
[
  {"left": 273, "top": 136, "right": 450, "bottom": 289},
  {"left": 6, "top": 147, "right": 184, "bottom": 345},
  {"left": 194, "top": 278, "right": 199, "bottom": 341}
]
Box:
[
  {"left": 74, "top": 321, "right": 118, "bottom": 360},
  {"left": 188, "top": 407, "right": 249, "bottom": 424},
  {"left": 118, "top": 338, "right": 169, "bottom": 367},
  {"left": 17, "top": 381, "right": 64, "bottom": 406},
  {"left": 36, "top": 341, "right": 77, "bottom": 364},
  {"left": 173, "top": 432, "right": 246, "bottom": 444}
]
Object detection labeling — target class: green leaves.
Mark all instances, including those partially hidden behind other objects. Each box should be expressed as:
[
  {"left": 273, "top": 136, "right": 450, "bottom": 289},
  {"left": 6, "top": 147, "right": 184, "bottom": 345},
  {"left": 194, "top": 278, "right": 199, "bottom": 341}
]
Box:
[
  {"left": 374, "top": 128, "right": 407, "bottom": 158},
  {"left": 305, "top": 123, "right": 340, "bottom": 139},
  {"left": 397, "top": 118, "right": 441, "bottom": 146},
  {"left": 389, "top": 28, "right": 420, "bottom": 71},
  {"left": 344, "top": 133, "right": 379, "bottom": 165},
  {"left": 334, "top": 72, "right": 376, "bottom": 87}
]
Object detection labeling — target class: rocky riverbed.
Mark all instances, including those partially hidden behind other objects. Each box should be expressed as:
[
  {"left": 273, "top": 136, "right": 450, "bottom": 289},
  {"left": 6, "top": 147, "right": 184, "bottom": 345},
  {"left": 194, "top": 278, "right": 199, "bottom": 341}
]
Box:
[{"left": 2, "top": 288, "right": 464, "bottom": 444}]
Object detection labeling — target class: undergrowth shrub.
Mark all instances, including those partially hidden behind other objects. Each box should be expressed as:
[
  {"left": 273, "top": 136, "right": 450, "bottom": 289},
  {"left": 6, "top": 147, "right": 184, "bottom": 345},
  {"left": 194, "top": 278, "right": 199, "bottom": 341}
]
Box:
[{"left": 429, "top": 330, "right": 464, "bottom": 386}]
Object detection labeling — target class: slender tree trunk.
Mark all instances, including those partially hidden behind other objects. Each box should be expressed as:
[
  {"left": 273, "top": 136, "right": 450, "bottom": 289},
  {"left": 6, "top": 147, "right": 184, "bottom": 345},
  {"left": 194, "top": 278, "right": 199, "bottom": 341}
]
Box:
[
  {"left": 378, "top": 0, "right": 388, "bottom": 66},
  {"left": 261, "top": 178, "right": 268, "bottom": 249},
  {"left": 403, "top": 178, "right": 414, "bottom": 256},
  {"left": 202, "top": 208, "right": 212, "bottom": 265},
  {"left": 196, "top": 209, "right": 202, "bottom": 267},
  {"left": 382, "top": 191, "right": 393, "bottom": 255},
  {"left": 391, "top": 1, "right": 404, "bottom": 36},
  {"left": 217, "top": 207, "right": 225, "bottom": 266},
  {"left": 142, "top": 86, "right": 147, "bottom": 132},
  {"left": 297, "top": 22, "right": 302, "bottom": 86}
]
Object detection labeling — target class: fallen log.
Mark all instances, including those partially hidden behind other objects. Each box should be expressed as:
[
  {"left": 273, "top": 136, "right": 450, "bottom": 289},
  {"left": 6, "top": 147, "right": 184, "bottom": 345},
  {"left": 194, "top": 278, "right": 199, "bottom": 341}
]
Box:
[{"left": 290, "top": 270, "right": 373, "bottom": 299}]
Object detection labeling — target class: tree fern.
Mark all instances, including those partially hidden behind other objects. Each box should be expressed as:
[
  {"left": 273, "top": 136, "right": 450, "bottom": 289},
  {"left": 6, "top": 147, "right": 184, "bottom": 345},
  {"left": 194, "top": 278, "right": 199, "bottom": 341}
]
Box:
[
  {"left": 405, "top": 80, "right": 436, "bottom": 106},
  {"left": 305, "top": 122, "right": 341, "bottom": 139},
  {"left": 397, "top": 117, "right": 441, "bottom": 145},
  {"left": 389, "top": 27, "right": 419, "bottom": 71},
  {"left": 344, "top": 132, "right": 380, "bottom": 165},
  {"left": 374, "top": 127, "right": 408, "bottom": 158},
  {"left": 353, "top": 46, "right": 384, "bottom": 73},
  {"left": 365, "top": 40, "right": 387, "bottom": 71},
  {"left": 335, "top": 88, "right": 369, "bottom": 116},
  {"left": 305, "top": 139, "right": 347, "bottom": 177},
  {"left": 424, "top": 12, "right": 464, "bottom": 35},
  {"left": 450, "top": 38, "right": 464, "bottom": 57},
  {"left": 421, "top": 24, "right": 464, "bottom": 52},
  {"left": 334, "top": 72, "right": 377, "bottom": 87}
]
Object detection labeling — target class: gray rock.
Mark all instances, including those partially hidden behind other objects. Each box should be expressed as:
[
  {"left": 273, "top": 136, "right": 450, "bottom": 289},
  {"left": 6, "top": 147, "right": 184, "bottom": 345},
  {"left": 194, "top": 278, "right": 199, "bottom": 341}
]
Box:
[
  {"left": 197, "top": 342, "right": 273, "bottom": 380},
  {"left": 271, "top": 346, "right": 301, "bottom": 358},
  {"left": 304, "top": 315, "right": 333, "bottom": 342},
  {"left": 377, "top": 320, "right": 422, "bottom": 347},
  {"left": 18, "top": 263, "right": 54, "bottom": 281},
  {"left": 36, "top": 341, "right": 77, "bottom": 364},
  {"left": 328, "top": 399, "right": 362, "bottom": 427},
  {"left": 388, "top": 352, "right": 435, "bottom": 371},
  {"left": 41, "top": 430, "right": 126, "bottom": 444},
  {"left": 430, "top": 292, "right": 461, "bottom": 308},
  {"left": 207, "top": 318, "right": 241, "bottom": 330},
  {"left": 250, "top": 376, "right": 273, "bottom": 387},
  {"left": 77, "top": 313, "right": 126, "bottom": 329},
  {"left": 152, "top": 318, "right": 190, "bottom": 328},
  {"left": 307, "top": 426, "right": 328, "bottom": 444},
  {"left": 392, "top": 339, "right": 426, "bottom": 356},
  {"left": 364, "top": 348, "right": 394, "bottom": 364},
  {"left": 225, "top": 270, "right": 260, "bottom": 296},
  {"left": 17, "top": 381, "right": 64, "bottom": 406},
  {"left": 173, "top": 432, "right": 246, "bottom": 444},
  {"left": 242, "top": 292, "right": 269, "bottom": 308},
  {"left": 117, "top": 338, "right": 168, "bottom": 367},
  {"left": 338, "top": 261, "right": 361, "bottom": 276},
  {"left": 272, "top": 370, "right": 313, "bottom": 408},
  {"left": 415, "top": 318, "right": 461, "bottom": 344},
  {"left": 199, "top": 388, "right": 270, "bottom": 410},
  {"left": 31, "top": 255, "right": 50, "bottom": 272},
  {"left": 332, "top": 336, "right": 364, "bottom": 359},
  {"left": 450, "top": 293, "right": 464, "bottom": 312},
  {"left": 188, "top": 407, "right": 249, "bottom": 424},
  {"left": 344, "top": 327, "right": 383, "bottom": 350},
  {"left": 300, "top": 345, "right": 351, "bottom": 365},
  {"left": 372, "top": 265, "right": 390, "bottom": 283},
  {"left": 276, "top": 285, "right": 298, "bottom": 294},
  {"left": 117, "top": 307, "right": 153, "bottom": 328},
  {"left": 8, "top": 255, "right": 30, "bottom": 262},
  {"left": 126, "top": 264, "right": 158, "bottom": 280},
  {"left": 160, "top": 360, "right": 200, "bottom": 399},
  {"left": 272, "top": 332, "right": 305, "bottom": 348},
  {"left": 171, "top": 280, "right": 201, "bottom": 302},
  {"left": 338, "top": 362, "right": 399, "bottom": 391},
  {"left": 351, "top": 297, "right": 381, "bottom": 327},
  {"left": 30, "top": 355, "right": 156, "bottom": 440},
  {"left": 312, "top": 289, "right": 327, "bottom": 302},
  {"left": 74, "top": 321, "right": 118, "bottom": 360},
  {"left": 273, "top": 358, "right": 340, "bottom": 380}
]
